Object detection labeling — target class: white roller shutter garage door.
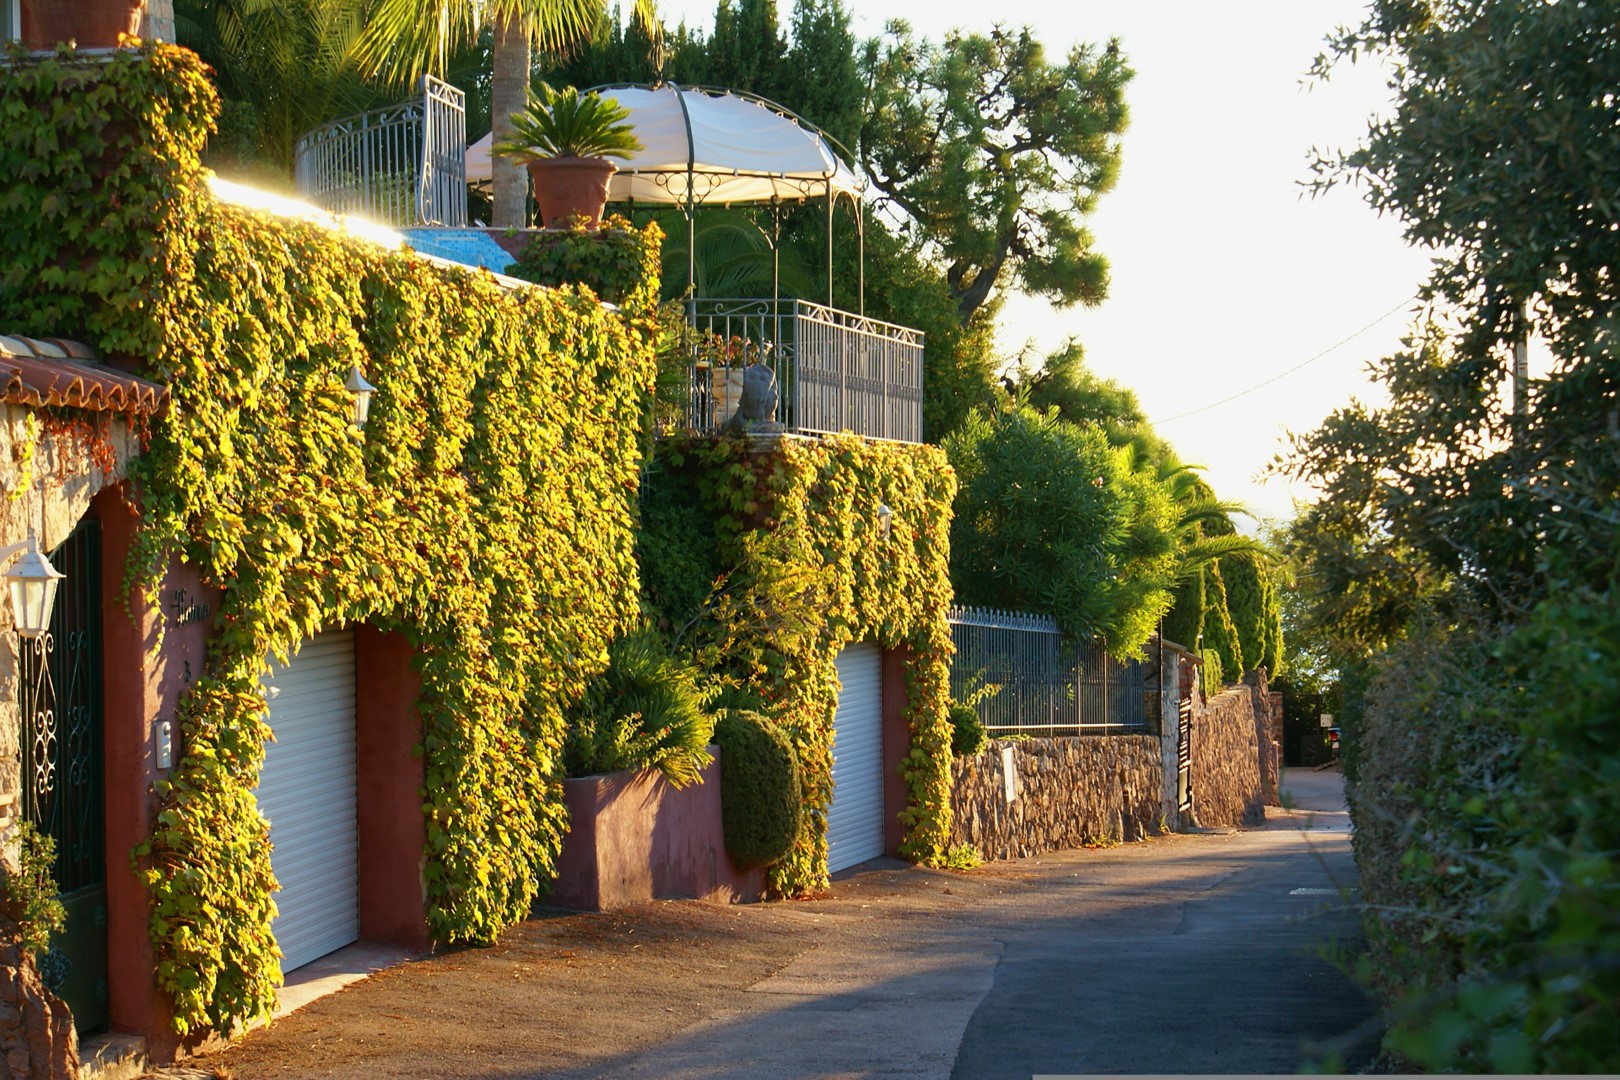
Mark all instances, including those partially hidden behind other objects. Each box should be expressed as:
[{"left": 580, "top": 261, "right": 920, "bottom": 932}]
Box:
[
  {"left": 827, "top": 643, "right": 884, "bottom": 873},
  {"left": 257, "top": 628, "right": 360, "bottom": 973}
]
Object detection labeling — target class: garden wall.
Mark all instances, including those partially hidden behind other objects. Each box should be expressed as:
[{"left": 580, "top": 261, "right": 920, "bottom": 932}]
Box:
[
  {"left": 949, "top": 735, "right": 1168, "bottom": 860},
  {"left": 1189, "top": 677, "right": 1266, "bottom": 827},
  {"left": 948, "top": 640, "right": 1276, "bottom": 858},
  {"left": 551, "top": 749, "right": 765, "bottom": 911}
]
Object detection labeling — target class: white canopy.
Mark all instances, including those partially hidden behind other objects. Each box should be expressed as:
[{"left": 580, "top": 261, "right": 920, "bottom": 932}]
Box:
[{"left": 466, "top": 83, "right": 863, "bottom": 206}]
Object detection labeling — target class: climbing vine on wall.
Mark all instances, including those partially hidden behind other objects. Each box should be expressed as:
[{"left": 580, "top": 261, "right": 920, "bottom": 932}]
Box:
[
  {"left": 2, "top": 46, "right": 655, "bottom": 1035},
  {"left": 648, "top": 435, "right": 957, "bottom": 894}
]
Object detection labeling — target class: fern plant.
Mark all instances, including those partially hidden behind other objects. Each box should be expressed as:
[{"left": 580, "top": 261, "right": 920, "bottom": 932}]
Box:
[
  {"left": 564, "top": 625, "right": 717, "bottom": 787},
  {"left": 494, "top": 83, "right": 643, "bottom": 162}
]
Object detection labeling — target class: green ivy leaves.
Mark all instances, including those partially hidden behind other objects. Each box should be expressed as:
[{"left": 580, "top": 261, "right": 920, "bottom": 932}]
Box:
[
  {"left": 654, "top": 435, "right": 958, "bottom": 894},
  {"left": 4, "top": 45, "right": 654, "bottom": 1036}
]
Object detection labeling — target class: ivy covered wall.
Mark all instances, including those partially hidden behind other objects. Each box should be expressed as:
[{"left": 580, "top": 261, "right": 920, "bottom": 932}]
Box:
[
  {"left": 1, "top": 45, "right": 657, "bottom": 1035},
  {"left": 643, "top": 435, "right": 957, "bottom": 895}
]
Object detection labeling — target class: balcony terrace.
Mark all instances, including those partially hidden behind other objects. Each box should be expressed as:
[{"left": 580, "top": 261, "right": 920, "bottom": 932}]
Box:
[{"left": 293, "top": 79, "right": 924, "bottom": 445}]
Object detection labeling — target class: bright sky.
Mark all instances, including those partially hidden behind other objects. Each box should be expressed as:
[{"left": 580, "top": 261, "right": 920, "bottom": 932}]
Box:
[{"left": 659, "top": 0, "right": 1437, "bottom": 525}]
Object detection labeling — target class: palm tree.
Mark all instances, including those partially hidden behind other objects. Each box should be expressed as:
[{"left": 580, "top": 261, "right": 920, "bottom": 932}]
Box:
[
  {"left": 177, "top": 0, "right": 380, "bottom": 174},
  {"left": 350, "top": 0, "right": 656, "bottom": 228}
]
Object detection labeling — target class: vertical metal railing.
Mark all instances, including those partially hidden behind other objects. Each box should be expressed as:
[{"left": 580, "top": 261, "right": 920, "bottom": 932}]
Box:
[
  {"left": 294, "top": 75, "right": 467, "bottom": 227},
  {"left": 948, "top": 605, "right": 1151, "bottom": 737},
  {"left": 419, "top": 75, "right": 467, "bottom": 226},
  {"left": 682, "top": 298, "right": 923, "bottom": 443}
]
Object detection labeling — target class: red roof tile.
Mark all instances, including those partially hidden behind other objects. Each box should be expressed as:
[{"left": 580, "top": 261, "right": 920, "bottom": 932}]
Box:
[{"left": 0, "top": 336, "right": 168, "bottom": 415}]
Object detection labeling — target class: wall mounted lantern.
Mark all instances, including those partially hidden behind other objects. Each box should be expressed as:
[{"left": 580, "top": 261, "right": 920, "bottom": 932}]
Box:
[
  {"left": 2, "top": 533, "right": 64, "bottom": 638},
  {"left": 345, "top": 364, "right": 378, "bottom": 430},
  {"left": 877, "top": 502, "right": 893, "bottom": 540}
]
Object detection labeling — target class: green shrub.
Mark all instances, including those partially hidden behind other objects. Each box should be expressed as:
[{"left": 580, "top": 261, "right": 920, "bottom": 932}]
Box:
[
  {"left": 712, "top": 709, "right": 803, "bottom": 870},
  {"left": 637, "top": 458, "right": 725, "bottom": 636},
  {"left": 565, "top": 626, "right": 717, "bottom": 788},
  {"left": 1200, "top": 560, "right": 1244, "bottom": 680},
  {"left": 0, "top": 823, "right": 66, "bottom": 957},
  {"left": 505, "top": 215, "right": 661, "bottom": 309},
  {"left": 1222, "top": 551, "right": 1282, "bottom": 676},
  {"left": 1349, "top": 591, "right": 1620, "bottom": 1074},
  {"left": 1199, "top": 647, "right": 1224, "bottom": 693},
  {"left": 949, "top": 702, "right": 988, "bottom": 756},
  {"left": 944, "top": 402, "right": 1178, "bottom": 657}
]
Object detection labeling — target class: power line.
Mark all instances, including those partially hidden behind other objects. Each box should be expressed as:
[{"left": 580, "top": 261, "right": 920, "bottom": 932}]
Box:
[{"left": 1154, "top": 294, "right": 1418, "bottom": 424}]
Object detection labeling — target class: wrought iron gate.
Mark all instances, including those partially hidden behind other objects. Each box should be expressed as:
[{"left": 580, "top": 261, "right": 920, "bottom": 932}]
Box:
[
  {"left": 1177, "top": 695, "right": 1193, "bottom": 813},
  {"left": 294, "top": 74, "right": 468, "bottom": 227},
  {"left": 21, "top": 518, "right": 106, "bottom": 1034}
]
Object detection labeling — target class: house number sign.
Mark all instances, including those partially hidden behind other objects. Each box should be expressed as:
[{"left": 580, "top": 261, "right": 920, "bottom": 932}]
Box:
[{"left": 169, "top": 588, "right": 212, "bottom": 626}]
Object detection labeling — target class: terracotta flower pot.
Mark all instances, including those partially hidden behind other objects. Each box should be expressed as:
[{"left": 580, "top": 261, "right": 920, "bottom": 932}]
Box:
[
  {"left": 526, "top": 156, "right": 618, "bottom": 230},
  {"left": 27, "top": 0, "right": 147, "bottom": 48}
]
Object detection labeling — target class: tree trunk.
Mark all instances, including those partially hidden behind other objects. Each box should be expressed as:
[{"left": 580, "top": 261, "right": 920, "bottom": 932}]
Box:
[{"left": 492, "top": 13, "right": 532, "bottom": 229}]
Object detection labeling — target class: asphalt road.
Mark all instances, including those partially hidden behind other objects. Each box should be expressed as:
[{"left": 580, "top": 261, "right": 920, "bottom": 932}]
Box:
[
  {"left": 952, "top": 766, "right": 1373, "bottom": 1077},
  {"left": 545, "top": 767, "right": 1373, "bottom": 1079},
  {"left": 204, "top": 767, "right": 1375, "bottom": 1079}
]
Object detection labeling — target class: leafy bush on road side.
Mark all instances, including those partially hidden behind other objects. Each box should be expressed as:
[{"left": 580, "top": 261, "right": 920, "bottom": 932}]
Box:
[
  {"left": 944, "top": 402, "right": 1177, "bottom": 658},
  {"left": 1349, "top": 588, "right": 1620, "bottom": 1072}
]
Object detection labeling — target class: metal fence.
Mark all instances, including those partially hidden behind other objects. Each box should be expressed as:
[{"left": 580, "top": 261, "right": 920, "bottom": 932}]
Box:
[
  {"left": 294, "top": 74, "right": 467, "bottom": 227},
  {"left": 948, "top": 606, "right": 1153, "bottom": 737},
  {"left": 682, "top": 298, "right": 924, "bottom": 444}
]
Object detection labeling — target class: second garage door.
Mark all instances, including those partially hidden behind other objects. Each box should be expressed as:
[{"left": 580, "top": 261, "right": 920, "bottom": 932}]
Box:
[
  {"left": 827, "top": 643, "right": 884, "bottom": 873},
  {"left": 257, "top": 628, "right": 360, "bottom": 974}
]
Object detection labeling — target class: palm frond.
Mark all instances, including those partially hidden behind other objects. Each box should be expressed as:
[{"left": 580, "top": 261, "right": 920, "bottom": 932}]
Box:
[
  {"left": 351, "top": 0, "right": 606, "bottom": 87},
  {"left": 1178, "top": 533, "right": 1277, "bottom": 574}
]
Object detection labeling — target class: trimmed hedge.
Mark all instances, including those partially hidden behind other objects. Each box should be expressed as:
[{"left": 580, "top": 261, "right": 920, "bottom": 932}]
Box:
[{"left": 712, "top": 710, "right": 803, "bottom": 870}]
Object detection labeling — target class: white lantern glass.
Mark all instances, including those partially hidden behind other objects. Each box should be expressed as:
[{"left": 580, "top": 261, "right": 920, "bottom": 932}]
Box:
[
  {"left": 8, "top": 542, "right": 65, "bottom": 638},
  {"left": 345, "top": 365, "right": 378, "bottom": 429}
]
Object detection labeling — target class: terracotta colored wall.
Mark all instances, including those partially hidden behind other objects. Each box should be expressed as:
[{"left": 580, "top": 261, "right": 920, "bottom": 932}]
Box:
[
  {"left": 880, "top": 645, "right": 911, "bottom": 856},
  {"left": 552, "top": 750, "right": 764, "bottom": 911},
  {"left": 353, "top": 627, "right": 428, "bottom": 951},
  {"left": 100, "top": 486, "right": 219, "bottom": 1058}
]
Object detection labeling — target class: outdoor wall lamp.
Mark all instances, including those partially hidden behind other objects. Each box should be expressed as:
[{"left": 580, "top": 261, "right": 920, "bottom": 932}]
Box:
[
  {"left": 877, "top": 502, "right": 893, "bottom": 540},
  {"left": 345, "top": 364, "right": 378, "bottom": 429},
  {"left": 2, "top": 533, "right": 64, "bottom": 638}
]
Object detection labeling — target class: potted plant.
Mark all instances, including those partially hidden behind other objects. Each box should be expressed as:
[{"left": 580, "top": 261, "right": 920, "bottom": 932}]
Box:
[{"left": 494, "top": 83, "right": 643, "bottom": 230}]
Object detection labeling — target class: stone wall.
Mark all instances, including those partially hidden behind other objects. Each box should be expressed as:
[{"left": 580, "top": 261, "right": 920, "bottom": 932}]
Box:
[
  {"left": 1242, "top": 673, "right": 1284, "bottom": 808},
  {"left": 1189, "top": 679, "right": 1266, "bottom": 828},
  {"left": 0, "top": 931, "right": 77, "bottom": 1079},
  {"left": 949, "top": 735, "right": 1168, "bottom": 861},
  {"left": 947, "top": 639, "right": 1276, "bottom": 858}
]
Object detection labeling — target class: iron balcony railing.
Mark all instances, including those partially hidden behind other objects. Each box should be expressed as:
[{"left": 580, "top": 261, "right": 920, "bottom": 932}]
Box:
[
  {"left": 948, "top": 605, "right": 1152, "bottom": 737},
  {"left": 682, "top": 298, "right": 924, "bottom": 444},
  {"left": 294, "top": 74, "right": 467, "bottom": 227}
]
